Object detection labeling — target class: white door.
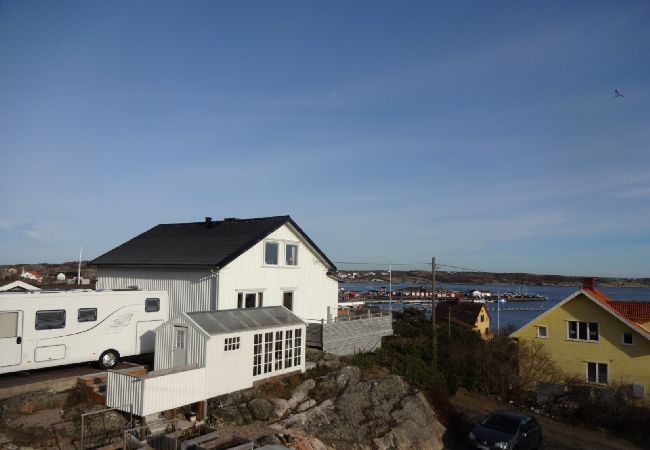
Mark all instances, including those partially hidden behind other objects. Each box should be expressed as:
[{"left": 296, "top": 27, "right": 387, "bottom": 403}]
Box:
[
  {"left": 172, "top": 326, "right": 188, "bottom": 368},
  {"left": 0, "top": 311, "right": 23, "bottom": 367}
]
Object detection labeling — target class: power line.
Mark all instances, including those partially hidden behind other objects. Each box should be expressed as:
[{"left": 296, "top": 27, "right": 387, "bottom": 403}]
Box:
[{"left": 334, "top": 260, "right": 495, "bottom": 274}]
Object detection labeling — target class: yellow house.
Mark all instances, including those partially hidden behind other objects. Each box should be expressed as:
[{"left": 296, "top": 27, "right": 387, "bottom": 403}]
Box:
[
  {"left": 511, "top": 278, "right": 650, "bottom": 397},
  {"left": 435, "top": 302, "right": 491, "bottom": 338}
]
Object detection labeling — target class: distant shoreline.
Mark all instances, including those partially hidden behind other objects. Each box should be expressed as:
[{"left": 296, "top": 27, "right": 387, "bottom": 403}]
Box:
[{"left": 336, "top": 271, "right": 650, "bottom": 288}]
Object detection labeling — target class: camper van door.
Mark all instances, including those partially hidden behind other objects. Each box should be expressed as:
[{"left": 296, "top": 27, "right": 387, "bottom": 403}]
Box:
[{"left": 0, "top": 311, "right": 23, "bottom": 367}]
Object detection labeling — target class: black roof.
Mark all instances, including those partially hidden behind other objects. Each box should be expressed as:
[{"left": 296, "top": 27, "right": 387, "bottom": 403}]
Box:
[{"left": 91, "top": 215, "right": 336, "bottom": 270}]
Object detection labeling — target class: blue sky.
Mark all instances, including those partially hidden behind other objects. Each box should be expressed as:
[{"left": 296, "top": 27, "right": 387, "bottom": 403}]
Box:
[{"left": 1, "top": 1, "right": 649, "bottom": 277}]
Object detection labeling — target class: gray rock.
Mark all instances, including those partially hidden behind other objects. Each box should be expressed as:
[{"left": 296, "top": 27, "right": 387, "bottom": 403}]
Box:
[
  {"left": 334, "top": 365, "right": 361, "bottom": 389},
  {"left": 276, "top": 369, "right": 445, "bottom": 450},
  {"left": 296, "top": 399, "right": 317, "bottom": 413},
  {"left": 248, "top": 398, "right": 274, "bottom": 421},
  {"left": 269, "top": 398, "right": 290, "bottom": 419},
  {"left": 238, "top": 403, "right": 253, "bottom": 424}
]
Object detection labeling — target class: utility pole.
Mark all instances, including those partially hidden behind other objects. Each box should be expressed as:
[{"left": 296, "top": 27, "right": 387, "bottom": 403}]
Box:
[
  {"left": 431, "top": 257, "right": 436, "bottom": 326},
  {"left": 431, "top": 256, "right": 437, "bottom": 369}
]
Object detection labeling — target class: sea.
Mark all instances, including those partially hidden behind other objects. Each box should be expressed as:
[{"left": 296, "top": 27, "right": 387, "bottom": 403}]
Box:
[{"left": 340, "top": 282, "right": 650, "bottom": 331}]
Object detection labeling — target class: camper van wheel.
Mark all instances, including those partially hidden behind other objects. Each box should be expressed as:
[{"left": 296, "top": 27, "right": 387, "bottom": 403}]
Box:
[{"left": 98, "top": 350, "right": 120, "bottom": 369}]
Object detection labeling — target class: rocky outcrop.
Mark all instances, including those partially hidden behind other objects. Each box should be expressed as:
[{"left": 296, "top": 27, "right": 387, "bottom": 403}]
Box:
[{"left": 209, "top": 362, "right": 446, "bottom": 450}]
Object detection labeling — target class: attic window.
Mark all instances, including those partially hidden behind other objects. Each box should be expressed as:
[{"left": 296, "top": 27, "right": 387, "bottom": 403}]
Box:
[
  {"left": 265, "top": 241, "right": 279, "bottom": 265},
  {"left": 536, "top": 326, "right": 548, "bottom": 338},
  {"left": 286, "top": 244, "right": 298, "bottom": 266},
  {"left": 622, "top": 333, "right": 634, "bottom": 345}
]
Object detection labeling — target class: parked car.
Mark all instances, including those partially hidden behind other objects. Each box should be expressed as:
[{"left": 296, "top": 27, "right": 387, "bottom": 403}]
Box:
[{"left": 468, "top": 410, "right": 542, "bottom": 450}]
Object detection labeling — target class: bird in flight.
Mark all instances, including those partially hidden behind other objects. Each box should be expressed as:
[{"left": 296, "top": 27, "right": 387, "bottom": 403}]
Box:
[{"left": 614, "top": 89, "right": 625, "bottom": 98}]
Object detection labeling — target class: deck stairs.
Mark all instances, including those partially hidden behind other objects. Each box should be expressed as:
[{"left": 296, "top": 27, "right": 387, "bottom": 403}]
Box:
[{"left": 78, "top": 365, "right": 148, "bottom": 404}]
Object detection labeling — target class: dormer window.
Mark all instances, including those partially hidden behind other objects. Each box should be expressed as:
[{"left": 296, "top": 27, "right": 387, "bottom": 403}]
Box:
[
  {"left": 265, "top": 241, "right": 279, "bottom": 265},
  {"left": 286, "top": 244, "right": 298, "bottom": 266}
]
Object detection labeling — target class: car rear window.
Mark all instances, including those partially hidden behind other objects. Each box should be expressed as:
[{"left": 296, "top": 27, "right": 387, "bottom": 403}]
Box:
[{"left": 482, "top": 414, "right": 520, "bottom": 434}]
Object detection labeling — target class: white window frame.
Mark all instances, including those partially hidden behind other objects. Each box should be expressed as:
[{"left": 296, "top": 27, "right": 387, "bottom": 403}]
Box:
[
  {"left": 622, "top": 332, "right": 634, "bottom": 346},
  {"left": 567, "top": 321, "right": 600, "bottom": 342},
  {"left": 586, "top": 362, "right": 608, "bottom": 384},
  {"left": 224, "top": 336, "right": 240, "bottom": 351},
  {"left": 236, "top": 290, "right": 264, "bottom": 309},
  {"left": 285, "top": 242, "right": 299, "bottom": 266},
  {"left": 536, "top": 325, "right": 548, "bottom": 339},
  {"left": 264, "top": 241, "right": 280, "bottom": 265}
]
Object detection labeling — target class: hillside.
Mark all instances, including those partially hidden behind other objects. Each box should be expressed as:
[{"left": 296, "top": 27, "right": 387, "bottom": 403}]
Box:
[{"left": 337, "top": 270, "right": 650, "bottom": 288}]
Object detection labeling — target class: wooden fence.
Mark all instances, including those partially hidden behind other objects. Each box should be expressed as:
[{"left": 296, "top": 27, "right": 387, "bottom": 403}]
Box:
[{"left": 306, "top": 311, "right": 393, "bottom": 355}]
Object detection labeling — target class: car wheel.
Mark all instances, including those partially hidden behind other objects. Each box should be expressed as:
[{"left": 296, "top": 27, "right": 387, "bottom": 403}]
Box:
[{"left": 98, "top": 350, "right": 120, "bottom": 369}]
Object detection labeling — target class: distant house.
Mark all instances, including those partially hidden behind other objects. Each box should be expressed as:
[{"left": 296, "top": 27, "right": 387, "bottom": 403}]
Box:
[
  {"left": 0, "top": 280, "right": 42, "bottom": 292},
  {"left": 91, "top": 216, "right": 339, "bottom": 321},
  {"left": 511, "top": 278, "right": 650, "bottom": 398},
  {"left": 19, "top": 268, "right": 42, "bottom": 283},
  {"left": 435, "top": 302, "right": 490, "bottom": 337}
]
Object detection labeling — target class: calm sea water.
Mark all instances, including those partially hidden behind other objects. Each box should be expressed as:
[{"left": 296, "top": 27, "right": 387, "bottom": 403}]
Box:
[{"left": 340, "top": 282, "right": 650, "bottom": 331}]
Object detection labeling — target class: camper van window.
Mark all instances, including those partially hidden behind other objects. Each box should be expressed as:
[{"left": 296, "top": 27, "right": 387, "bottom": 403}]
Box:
[
  {"left": 35, "top": 310, "right": 66, "bottom": 330},
  {"left": 78, "top": 308, "right": 97, "bottom": 322},
  {"left": 145, "top": 298, "right": 160, "bottom": 312}
]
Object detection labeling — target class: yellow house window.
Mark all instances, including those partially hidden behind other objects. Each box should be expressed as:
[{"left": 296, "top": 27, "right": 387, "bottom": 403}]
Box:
[
  {"left": 622, "top": 333, "right": 634, "bottom": 345},
  {"left": 567, "top": 321, "right": 599, "bottom": 342},
  {"left": 586, "top": 362, "right": 608, "bottom": 384},
  {"left": 536, "top": 326, "right": 548, "bottom": 338}
]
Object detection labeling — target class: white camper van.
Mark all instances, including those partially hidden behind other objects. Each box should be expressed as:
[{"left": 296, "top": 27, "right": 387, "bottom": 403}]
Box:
[{"left": 0, "top": 289, "right": 169, "bottom": 375}]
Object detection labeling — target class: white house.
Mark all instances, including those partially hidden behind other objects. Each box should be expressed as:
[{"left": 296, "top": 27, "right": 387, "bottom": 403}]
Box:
[
  {"left": 107, "top": 306, "right": 306, "bottom": 417},
  {"left": 91, "top": 216, "right": 339, "bottom": 322},
  {"left": 20, "top": 268, "right": 42, "bottom": 283}
]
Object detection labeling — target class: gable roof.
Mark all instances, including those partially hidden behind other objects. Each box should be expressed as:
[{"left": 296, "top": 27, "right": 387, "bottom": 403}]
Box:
[
  {"left": 185, "top": 306, "right": 305, "bottom": 336},
  {"left": 511, "top": 286, "right": 650, "bottom": 340},
  {"left": 90, "top": 215, "right": 336, "bottom": 270},
  {"left": 0, "top": 280, "right": 41, "bottom": 292},
  {"left": 434, "top": 302, "right": 488, "bottom": 330}
]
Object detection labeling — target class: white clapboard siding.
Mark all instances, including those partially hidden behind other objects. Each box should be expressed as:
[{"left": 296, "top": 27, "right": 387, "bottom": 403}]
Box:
[
  {"left": 154, "top": 315, "right": 208, "bottom": 371},
  {"left": 97, "top": 268, "right": 216, "bottom": 317},
  {"left": 321, "top": 315, "right": 393, "bottom": 356},
  {"left": 107, "top": 365, "right": 206, "bottom": 417},
  {"left": 216, "top": 224, "right": 338, "bottom": 322}
]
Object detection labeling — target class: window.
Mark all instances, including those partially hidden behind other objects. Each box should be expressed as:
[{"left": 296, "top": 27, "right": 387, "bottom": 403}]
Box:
[
  {"left": 253, "top": 333, "right": 263, "bottom": 376},
  {"left": 78, "top": 308, "right": 97, "bottom": 323},
  {"left": 274, "top": 331, "right": 283, "bottom": 370},
  {"left": 0, "top": 312, "right": 18, "bottom": 338},
  {"left": 285, "top": 329, "right": 293, "bottom": 368},
  {"left": 294, "top": 328, "right": 302, "bottom": 366},
  {"left": 283, "top": 292, "right": 294, "bottom": 311},
  {"left": 237, "top": 292, "right": 263, "bottom": 308},
  {"left": 567, "top": 321, "right": 599, "bottom": 341},
  {"left": 265, "top": 241, "right": 279, "bottom": 265},
  {"left": 224, "top": 336, "right": 240, "bottom": 351},
  {"left": 285, "top": 244, "right": 298, "bottom": 266},
  {"left": 174, "top": 328, "right": 185, "bottom": 349},
  {"left": 35, "top": 310, "right": 66, "bottom": 330},
  {"left": 479, "top": 314, "right": 485, "bottom": 323},
  {"left": 145, "top": 298, "right": 160, "bottom": 312},
  {"left": 536, "top": 326, "right": 548, "bottom": 338},
  {"left": 587, "top": 362, "right": 608, "bottom": 384},
  {"left": 622, "top": 333, "right": 634, "bottom": 345},
  {"left": 264, "top": 332, "right": 273, "bottom": 374}
]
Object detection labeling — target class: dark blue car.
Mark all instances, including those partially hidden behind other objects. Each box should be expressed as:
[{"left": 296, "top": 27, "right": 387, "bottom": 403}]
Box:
[{"left": 468, "top": 410, "right": 542, "bottom": 450}]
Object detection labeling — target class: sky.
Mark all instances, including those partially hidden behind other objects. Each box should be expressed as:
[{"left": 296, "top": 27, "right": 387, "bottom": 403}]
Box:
[{"left": 0, "top": 1, "right": 649, "bottom": 277}]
